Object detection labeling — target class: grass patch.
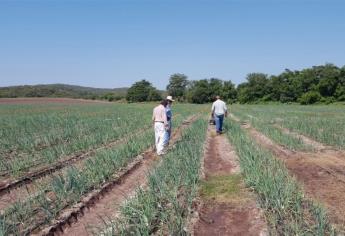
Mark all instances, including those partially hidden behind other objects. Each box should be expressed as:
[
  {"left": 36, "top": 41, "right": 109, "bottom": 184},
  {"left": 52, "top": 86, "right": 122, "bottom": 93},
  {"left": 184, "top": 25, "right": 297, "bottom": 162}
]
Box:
[{"left": 200, "top": 174, "right": 250, "bottom": 205}]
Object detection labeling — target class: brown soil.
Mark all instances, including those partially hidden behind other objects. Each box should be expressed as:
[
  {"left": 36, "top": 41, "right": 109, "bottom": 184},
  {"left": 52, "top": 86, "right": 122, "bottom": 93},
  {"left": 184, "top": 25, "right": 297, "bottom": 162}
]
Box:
[
  {"left": 32, "top": 115, "right": 198, "bottom": 236},
  {"left": 193, "top": 126, "right": 267, "bottom": 236},
  {"left": 243, "top": 122, "right": 295, "bottom": 157},
  {"left": 236, "top": 117, "right": 345, "bottom": 230},
  {"left": 285, "top": 157, "right": 345, "bottom": 228},
  {"left": 47, "top": 152, "right": 155, "bottom": 236},
  {"left": 196, "top": 203, "right": 267, "bottom": 236},
  {"left": 273, "top": 124, "right": 336, "bottom": 152},
  {"left": 0, "top": 98, "right": 112, "bottom": 104},
  {"left": 203, "top": 132, "right": 240, "bottom": 177}
]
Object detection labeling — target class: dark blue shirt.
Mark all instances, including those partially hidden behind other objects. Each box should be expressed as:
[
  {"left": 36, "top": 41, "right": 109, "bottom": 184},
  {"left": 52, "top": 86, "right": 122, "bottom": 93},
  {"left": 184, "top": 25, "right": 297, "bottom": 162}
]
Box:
[{"left": 166, "top": 105, "right": 172, "bottom": 121}]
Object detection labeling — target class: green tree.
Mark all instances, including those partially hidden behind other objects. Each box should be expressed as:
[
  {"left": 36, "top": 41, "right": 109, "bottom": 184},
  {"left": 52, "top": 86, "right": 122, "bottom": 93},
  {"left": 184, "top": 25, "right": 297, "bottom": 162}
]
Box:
[
  {"left": 298, "top": 91, "right": 322, "bottom": 105},
  {"left": 209, "top": 78, "right": 223, "bottom": 96},
  {"left": 186, "top": 78, "right": 237, "bottom": 104},
  {"left": 147, "top": 89, "right": 162, "bottom": 101},
  {"left": 335, "top": 66, "right": 345, "bottom": 101},
  {"left": 237, "top": 84, "right": 251, "bottom": 104},
  {"left": 237, "top": 73, "right": 269, "bottom": 103},
  {"left": 221, "top": 81, "right": 237, "bottom": 103},
  {"left": 268, "top": 70, "right": 300, "bottom": 103},
  {"left": 166, "top": 73, "right": 188, "bottom": 101},
  {"left": 316, "top": 64, "right": 340, "bottom": 97},
  {"left": 186, "top": 79, "right": 211, "bottom": 104},
  {"left": 126, "top": 80, "right": 162, "bottom": 102}
]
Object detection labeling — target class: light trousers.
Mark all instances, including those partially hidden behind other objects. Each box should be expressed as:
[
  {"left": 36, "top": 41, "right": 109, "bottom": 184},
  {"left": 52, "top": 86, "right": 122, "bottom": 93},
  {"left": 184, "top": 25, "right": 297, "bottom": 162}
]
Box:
[{"left": 154, "top": 122, "right": 165, "bottom": 154}]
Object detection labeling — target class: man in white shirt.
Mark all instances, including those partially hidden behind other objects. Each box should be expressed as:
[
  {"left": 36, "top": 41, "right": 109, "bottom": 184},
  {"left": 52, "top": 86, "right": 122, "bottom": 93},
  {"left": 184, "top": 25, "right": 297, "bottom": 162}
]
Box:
[
  {"left": 152, "top": 99, "right": 169, "bottom": 155},
  {"left": 211, "top": 95, "right": 228, "bottom": 134}
]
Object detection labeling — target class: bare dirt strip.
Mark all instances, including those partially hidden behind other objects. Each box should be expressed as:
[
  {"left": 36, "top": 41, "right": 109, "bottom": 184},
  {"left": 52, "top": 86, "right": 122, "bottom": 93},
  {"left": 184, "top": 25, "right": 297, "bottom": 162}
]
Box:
[
  {"left": 192, "top": 125, "right": 267, "bottom": 236},
  {"left": 30, "top": 115, "right": 199, "bottom": 236},
  {"left": 229, "top": 113, "right": 345, "bottom": 231},
  {"left": 273, "top": 124, "right": 343, "bottom": 153},
  {"left": 0, "top": 125, "right": 154, "bottom": 211}
]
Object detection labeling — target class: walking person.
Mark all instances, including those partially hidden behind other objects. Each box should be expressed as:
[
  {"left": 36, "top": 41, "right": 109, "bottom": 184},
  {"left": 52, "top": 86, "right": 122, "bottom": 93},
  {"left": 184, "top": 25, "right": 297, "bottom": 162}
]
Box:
[
  {"left": 211, "top": 95, "right": 228, "bottom": 134},
  {"left": 163, "top": 96, "right": 174, "bottom": 146},
  {"left": 152, "top": 99, "right": 169, "bottom": 155}
]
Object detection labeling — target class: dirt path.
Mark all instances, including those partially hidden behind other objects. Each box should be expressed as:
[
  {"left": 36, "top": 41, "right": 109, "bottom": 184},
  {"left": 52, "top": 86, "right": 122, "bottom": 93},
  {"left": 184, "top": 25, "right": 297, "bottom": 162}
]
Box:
[
  {"left": 193, "top": 125, "right": 267, "bottom": 236},
  {"left": 230, "top": 115, "right": 345, "bottom": 231},
  {"left": 32, "top": 115, "right": 199, "bottom": 236}
]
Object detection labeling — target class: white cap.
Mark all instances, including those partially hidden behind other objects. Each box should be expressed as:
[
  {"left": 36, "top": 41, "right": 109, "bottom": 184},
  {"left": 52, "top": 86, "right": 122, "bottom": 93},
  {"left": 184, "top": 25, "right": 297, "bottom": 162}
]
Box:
[{"left": 166, "top": 95, "right": 175, "bottom": 102}]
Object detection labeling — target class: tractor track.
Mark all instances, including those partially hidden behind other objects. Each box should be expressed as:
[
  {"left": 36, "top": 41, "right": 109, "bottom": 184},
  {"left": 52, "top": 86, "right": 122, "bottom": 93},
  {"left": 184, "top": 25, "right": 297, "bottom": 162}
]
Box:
[{"left": 28, "top": 114, "right": 199, "bottom": 236}]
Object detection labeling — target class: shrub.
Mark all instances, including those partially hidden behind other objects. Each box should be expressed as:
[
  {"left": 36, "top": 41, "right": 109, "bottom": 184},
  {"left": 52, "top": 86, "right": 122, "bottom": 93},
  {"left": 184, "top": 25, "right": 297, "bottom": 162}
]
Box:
[
  {"left": 320, "top": 96, "right": 336, "bottom": 104},
  {"left": 298, "top": 91, "right": 322, "bottom": 105}
]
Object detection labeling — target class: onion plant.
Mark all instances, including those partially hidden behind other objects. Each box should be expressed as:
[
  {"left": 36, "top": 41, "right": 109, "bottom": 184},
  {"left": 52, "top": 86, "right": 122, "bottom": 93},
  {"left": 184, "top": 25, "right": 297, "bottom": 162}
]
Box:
[
  {"left": 224, "top": 119, "right": 335, "bottom": 235},
  {"left": 0, "top": 103, "right": 204, "bottom": 179},
  {"left": 99, "top": 118, "right": 207, "bottom": 235},
  {"left": 0, "top": 106, "right": 203, "bottom": 235},
  {"left": 231, "top": 104, "right": 345, "bottom": 150}
]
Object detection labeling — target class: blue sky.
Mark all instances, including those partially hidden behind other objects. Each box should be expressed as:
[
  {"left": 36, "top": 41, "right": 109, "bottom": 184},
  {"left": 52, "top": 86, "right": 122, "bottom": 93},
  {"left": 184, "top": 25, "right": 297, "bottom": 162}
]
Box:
[{"left": 1, "top": 0, "right": 345, "bottom": 89}]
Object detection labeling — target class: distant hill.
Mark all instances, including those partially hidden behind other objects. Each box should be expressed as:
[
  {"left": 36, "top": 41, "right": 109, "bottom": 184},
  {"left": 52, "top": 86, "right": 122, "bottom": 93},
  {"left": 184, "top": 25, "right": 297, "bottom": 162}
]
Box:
[{"left": 0, "top": 84, "right": 129, "bottom": 101}]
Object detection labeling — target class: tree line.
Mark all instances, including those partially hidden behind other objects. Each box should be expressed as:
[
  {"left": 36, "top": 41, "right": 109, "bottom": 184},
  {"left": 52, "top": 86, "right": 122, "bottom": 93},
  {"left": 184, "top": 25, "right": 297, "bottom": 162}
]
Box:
[
  {"left": 237, "top": 64, "right": 345, "bottom": 104},
  {"left": 0, "top": 84, "right": 128, "bottom": 101},
  {"left": 127, "top": 63, "right": 345, "bottom": 104},
  {"left": 1, "top": 63, "right": 344, "bottom": 104}
]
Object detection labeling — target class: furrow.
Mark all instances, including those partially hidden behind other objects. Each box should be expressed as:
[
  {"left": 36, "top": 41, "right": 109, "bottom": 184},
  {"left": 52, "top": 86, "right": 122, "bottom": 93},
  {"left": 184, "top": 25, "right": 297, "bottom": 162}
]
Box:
[
  {"left": 29, "top": 115, "right": 199, "bottom": 236},
  {"left": 0, "top": 125, "right": 153, "bottom": 210}
]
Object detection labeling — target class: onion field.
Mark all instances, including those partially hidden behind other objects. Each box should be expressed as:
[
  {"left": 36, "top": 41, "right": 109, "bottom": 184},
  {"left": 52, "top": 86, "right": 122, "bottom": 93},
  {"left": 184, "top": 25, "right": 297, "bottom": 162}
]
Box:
[{"left": 0, "top": 99, "right": 344, "bottom": 235}]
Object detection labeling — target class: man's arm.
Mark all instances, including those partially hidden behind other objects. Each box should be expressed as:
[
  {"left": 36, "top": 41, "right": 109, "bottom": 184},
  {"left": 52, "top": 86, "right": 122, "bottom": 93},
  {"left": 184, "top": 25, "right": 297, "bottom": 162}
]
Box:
[
  {"left": 224, "top": 103, "right": 228, "bottom": 117},
  {"left": 211, "top": 103, "right": 215, "bottom": 117},
  {"left": 152, "top": 110, "right": 155, "bottom": 124}
]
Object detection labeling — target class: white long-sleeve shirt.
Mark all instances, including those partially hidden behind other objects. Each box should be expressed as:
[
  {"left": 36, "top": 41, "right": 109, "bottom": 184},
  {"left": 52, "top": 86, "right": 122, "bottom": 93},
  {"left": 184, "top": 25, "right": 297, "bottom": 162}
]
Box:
[
  {"left": 211, "top": 99, "right": 227, "bottom": 116},
  {"left": 152, "top": 104, "right": 168, "bottom": 125}
]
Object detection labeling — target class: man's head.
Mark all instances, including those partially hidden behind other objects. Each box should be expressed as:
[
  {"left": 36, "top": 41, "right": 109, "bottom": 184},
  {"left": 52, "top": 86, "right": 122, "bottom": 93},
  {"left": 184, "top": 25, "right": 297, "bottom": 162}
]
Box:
[
  {"left": 216, "top": 95, "right": 220, "bottom": 100},
  {"left": 160, "top": 99, "right": 168, "bottom": 107},
  {"left": 166, "top": 96, "right": 175, "bottom": 104}
]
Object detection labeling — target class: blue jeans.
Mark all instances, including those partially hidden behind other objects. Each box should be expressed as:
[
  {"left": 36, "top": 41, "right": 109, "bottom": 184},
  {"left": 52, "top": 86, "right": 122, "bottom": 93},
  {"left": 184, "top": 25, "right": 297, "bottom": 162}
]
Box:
[
  {"left": 215, "top": 114, "right": 224, "bottom": 133},
  {"left": 163, "top": 120, "right": 172, "bottom": 146}
]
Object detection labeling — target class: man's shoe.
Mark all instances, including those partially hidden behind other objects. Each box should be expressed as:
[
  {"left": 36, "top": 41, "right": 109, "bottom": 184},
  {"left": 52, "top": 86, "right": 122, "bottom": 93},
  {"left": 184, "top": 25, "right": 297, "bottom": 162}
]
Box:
[{"left": 157, "top": 151, "right": 166, "bottom": 156}]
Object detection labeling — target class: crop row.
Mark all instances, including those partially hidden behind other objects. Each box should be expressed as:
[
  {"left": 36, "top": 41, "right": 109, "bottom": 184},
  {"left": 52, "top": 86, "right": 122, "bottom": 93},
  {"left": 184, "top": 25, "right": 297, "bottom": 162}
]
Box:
[
  {"left": 0, "top": 104, "right": 149, "bottom": 152},
  {"left": 98, "top": 118, "right": 208, "bottom": 235},
  {"left": 0, "top": 105, "right": 151, "bottom": 177},
  {"left": 0, "top": 104, "right": 204, "bottom": 179},
  {"left": 230, "top": 111, "right": 312, "bottom": 152},
  {"left": 231, "top": 104, "right": 345, "bottom": 149},
  {"left": 224, "top": 119, "right": 335, "bottom": 235},
  {"left": 0, "top": 111, "right": 195, "bottom": 235}
]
